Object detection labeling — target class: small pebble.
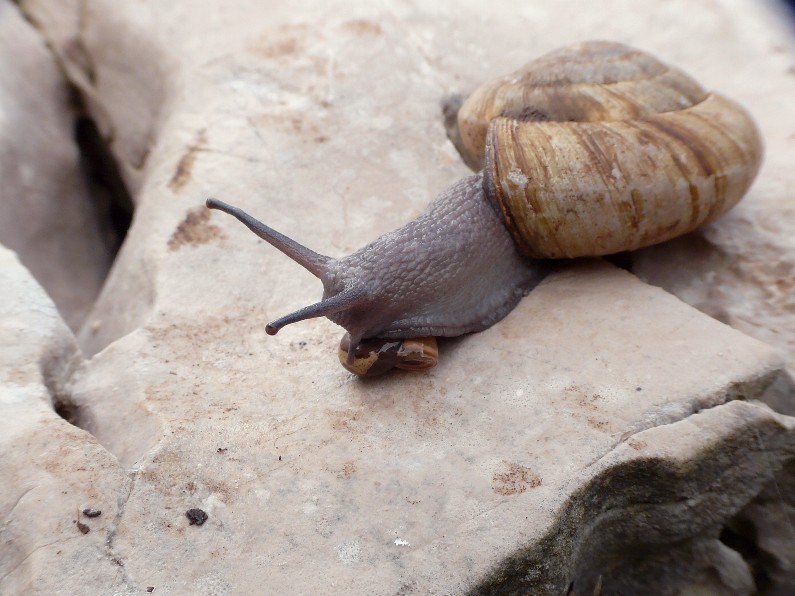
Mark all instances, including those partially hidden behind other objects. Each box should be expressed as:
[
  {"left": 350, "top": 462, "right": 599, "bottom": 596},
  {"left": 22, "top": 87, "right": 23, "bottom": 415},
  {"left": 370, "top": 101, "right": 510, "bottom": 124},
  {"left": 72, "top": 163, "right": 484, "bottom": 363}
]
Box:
[{"left": 186, "top": 508, "right": 208, "bottom": 526}]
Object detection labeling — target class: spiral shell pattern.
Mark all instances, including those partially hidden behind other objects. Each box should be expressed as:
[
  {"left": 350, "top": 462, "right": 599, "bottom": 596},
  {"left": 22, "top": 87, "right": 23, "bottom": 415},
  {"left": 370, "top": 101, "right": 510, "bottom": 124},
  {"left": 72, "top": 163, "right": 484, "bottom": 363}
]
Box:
[{"left": 457, "top": 41, "right": 763, "bottom": 259}]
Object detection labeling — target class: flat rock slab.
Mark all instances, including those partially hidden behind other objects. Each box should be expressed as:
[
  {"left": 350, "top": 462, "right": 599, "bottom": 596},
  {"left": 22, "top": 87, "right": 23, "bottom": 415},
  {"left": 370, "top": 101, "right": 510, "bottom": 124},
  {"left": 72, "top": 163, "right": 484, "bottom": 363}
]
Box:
[
  {"left": 3, "top": 0, "right": 795, "bottom": 593},
  {"left": 4, "top": 243, "right": 795, "bottom": 593}
]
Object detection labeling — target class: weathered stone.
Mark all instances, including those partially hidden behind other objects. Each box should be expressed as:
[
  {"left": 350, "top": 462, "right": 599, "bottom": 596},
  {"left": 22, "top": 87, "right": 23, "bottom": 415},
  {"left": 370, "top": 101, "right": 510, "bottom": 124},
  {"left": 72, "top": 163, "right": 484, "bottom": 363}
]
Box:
[
  {"left": 4, "top": 244, "right": 795, "bottom": 592},
  {"left": 3, "top": 0, "right": 795, "bottom": 593},
  {"left": 0, "top": 2, "right": 111, "bottom": 331},
  {"left": 627, "top": 2, "right": 795, "bottom": 587},
  {"left": 721, "top": 457, "right": 795, "bottom": 594},
  {"left": 0, "top": 247, "right": 128, "bottom": 595}
]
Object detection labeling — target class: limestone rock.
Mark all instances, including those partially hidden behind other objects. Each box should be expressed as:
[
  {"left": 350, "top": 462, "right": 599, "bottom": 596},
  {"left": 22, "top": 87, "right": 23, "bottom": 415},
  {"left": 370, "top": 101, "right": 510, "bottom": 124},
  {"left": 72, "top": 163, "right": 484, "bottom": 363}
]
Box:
[
  {"left": 5, "top": 245, "right": 795, "bottom": 592},
  {"left": 3, "top": 0, "right": 795, "bottom": 593},
  {"left": 0, "top": 2, "right": 112, "bottom": 331},
  {"left": 0, "top": 247, "right": 129, "bottom": 595}
]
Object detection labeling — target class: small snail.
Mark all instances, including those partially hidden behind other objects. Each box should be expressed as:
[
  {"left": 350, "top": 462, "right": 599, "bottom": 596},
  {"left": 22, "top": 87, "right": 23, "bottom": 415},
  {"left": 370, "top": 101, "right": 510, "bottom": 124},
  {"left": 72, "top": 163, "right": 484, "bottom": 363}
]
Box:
[{"left": 207, "top": 41, "right": 762, "bottom": 376}]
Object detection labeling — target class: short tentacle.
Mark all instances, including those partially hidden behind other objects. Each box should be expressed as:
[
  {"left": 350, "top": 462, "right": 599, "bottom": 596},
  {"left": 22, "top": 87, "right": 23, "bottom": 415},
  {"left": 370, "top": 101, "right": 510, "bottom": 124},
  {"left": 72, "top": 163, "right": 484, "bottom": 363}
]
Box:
[{"left": 265, "top": 285, "right": 367, "bottom": 337}]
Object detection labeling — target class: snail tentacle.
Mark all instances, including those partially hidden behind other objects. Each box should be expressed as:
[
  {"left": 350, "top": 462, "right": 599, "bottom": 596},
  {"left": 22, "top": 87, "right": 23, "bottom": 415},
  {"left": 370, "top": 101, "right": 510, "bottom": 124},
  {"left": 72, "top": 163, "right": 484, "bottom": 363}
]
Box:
[
  {"left": 265, "top": 285, "right": 367, "bottom": 337},
  {"left": 206, "top": 198, "right": 332, "bottom": 277}
]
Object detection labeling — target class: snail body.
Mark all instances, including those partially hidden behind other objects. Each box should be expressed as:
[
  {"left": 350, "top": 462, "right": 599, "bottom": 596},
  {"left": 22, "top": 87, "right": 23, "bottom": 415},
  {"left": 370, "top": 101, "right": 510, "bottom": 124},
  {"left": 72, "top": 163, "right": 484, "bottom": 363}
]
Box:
[{"left": 207, "top": 41, "right": 763, "bottom": 376}]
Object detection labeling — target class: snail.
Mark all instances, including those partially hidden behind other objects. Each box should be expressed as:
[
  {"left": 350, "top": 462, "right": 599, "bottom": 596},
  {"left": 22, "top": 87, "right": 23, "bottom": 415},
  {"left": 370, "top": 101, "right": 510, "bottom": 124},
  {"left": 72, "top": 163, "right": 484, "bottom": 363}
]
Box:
[{"left": 206, "top": 41, "right": 763, "bottom": 376}]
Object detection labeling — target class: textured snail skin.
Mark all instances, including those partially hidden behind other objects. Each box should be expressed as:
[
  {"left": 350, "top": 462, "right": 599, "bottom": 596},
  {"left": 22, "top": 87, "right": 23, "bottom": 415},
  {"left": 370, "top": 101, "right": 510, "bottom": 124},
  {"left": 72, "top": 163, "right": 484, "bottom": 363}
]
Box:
[
  {"left": 207, "top": 40, "right": 762, "bottom": 373},
  {"left": 207, "top": 173, "right": 551, "bottom": 359},
  {"left": 322, "top": 174, "right": 550, "bottom": 345}
]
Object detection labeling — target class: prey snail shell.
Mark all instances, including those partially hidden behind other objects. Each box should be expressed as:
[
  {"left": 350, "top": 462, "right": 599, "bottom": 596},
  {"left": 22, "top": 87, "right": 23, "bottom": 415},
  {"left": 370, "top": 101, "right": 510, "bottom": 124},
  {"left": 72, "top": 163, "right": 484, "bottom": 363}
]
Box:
[
  {"left": 338, "top": 334, "right": 439, "bottom": 376},
  {"left": 206, "top": 40, "right": 763, "bottom": 376}
]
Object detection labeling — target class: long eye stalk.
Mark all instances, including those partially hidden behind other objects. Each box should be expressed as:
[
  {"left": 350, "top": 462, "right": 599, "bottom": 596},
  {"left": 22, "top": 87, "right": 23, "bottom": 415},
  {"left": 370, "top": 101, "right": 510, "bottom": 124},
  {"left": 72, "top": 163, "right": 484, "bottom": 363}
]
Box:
[{"left": 206, "top": 198, "right": 332, "bottom": 278}]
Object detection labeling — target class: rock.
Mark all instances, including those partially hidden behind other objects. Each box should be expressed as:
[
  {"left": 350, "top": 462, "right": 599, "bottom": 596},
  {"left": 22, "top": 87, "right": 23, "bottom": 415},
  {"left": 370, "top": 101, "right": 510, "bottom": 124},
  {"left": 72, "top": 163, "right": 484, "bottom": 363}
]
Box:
[
  {"left": 628, "top": 2, "right": 795, "bottom": 588},
  {"left": 4, "top": 242, "right": 795, "bottom": 592},
  {"left": 0, "top": 2, "right": 112, "bottom": 332},
  {"left": 3, "top": 0, "right": 795, "bottom": 593},
  {"left": 0, "top": 247, "right": 128, "bottom": 595},
  {"left": 721, "top": 457, "right": 795, "bottom": 595}
]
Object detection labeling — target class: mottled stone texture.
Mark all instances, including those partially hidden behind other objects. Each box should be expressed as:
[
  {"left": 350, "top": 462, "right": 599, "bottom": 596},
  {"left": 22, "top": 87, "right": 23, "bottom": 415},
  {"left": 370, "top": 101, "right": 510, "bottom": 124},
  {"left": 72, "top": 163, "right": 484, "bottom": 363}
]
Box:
[
  {"left": 2, "top": 0, "right": 795, "bottom": 594},
  {"left": 0, "top": 2, "right": 111, "bottom": 331}
]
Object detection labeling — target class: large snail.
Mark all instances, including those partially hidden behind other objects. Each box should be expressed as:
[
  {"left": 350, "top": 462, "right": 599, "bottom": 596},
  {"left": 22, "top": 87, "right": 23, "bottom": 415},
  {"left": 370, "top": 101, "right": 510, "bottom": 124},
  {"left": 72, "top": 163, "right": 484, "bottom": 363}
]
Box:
[{"left": 206, "top": 41, "right": 763, "bottom": 376}]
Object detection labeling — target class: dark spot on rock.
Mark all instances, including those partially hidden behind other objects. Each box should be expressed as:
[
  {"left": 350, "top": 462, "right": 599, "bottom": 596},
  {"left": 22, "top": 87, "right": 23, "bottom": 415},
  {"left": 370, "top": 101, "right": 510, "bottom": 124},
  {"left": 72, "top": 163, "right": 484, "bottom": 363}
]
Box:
[
  {"left": 76, "top": 520, "right": 90, "bottom": 534},
  {"left": 258, "top": 37, "right": 301, "bottom": 58},
  {"left": 343, "top": 19, "right": 383, "bottom": 36},
  {"left": 82, "top": 508, "right": 102, "bottom": 518},
  {"left": 337, "top": 461, "right": 357, "bottom": 479},
  {"left": 168, "top": 207, "right": 225, "bottom": 251},
  {"left": 169, "top": 129, "right": 207, "bottom": 192},
  {"left": 492, "top": 462, "right": 542, "bottom": 495},
  {"left": 146, "top": 588, "right": 155, "bottom": 593},
  {"left": 54, "top": 401, "right": 80, "bottom": 426},
  {"left": 186, "top": 508, "right": 208, "bottom": 526}
]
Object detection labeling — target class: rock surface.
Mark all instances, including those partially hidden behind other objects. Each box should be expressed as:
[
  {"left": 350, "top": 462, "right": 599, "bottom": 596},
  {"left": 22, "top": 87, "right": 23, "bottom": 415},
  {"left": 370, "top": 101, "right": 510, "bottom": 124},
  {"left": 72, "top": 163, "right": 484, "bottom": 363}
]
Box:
[
  {"left": 2, "top": 0, "right": 795, "bottom": 593},
  {"left": 0, "top": 247, "right": 127, "bottom": 595},
  {"left": 4, "top": 241, "right": 795, "bottom": 593},
  {"left": 0, "top": 2, "right": 112, "bottom": 332}
]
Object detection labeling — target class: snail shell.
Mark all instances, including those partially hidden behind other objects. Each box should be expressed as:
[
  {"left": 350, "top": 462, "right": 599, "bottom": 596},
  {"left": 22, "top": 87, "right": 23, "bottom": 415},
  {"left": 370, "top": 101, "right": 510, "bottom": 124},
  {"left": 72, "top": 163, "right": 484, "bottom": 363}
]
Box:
[
  {"left": 453, "top": 40, "right": 763, "bottom": 258},
  {"left": 338, "top": 334, "right": 438, "bottom": 377},
  {"left": 207, "top": 41, "right": 763, "bottom": 376}
]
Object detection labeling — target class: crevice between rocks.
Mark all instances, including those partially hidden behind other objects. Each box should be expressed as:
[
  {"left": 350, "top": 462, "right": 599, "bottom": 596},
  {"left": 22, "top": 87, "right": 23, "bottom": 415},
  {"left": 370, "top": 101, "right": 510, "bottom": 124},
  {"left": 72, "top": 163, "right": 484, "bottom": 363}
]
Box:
[
  {"left": 37, "top": 325, "right": 86, "bottom": 430},
  {"left": 101, "top": 470, "right": 139, "bottom": 584},
  {"left": 73, "top": 103, "right": 135, "bottom": 259},
  {"left": 584, "top": 368, "right": 787, "bottom": 472},
  {"left": 5, "top": 1, "right": 135, "bottom": 336}
]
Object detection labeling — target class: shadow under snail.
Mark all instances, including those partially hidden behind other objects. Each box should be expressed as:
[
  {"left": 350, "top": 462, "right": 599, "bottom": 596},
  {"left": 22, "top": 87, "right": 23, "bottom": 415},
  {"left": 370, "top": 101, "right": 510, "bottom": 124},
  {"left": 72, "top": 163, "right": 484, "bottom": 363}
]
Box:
[{"left": 206, "top": 41, "right": 763, "bottom": 376}]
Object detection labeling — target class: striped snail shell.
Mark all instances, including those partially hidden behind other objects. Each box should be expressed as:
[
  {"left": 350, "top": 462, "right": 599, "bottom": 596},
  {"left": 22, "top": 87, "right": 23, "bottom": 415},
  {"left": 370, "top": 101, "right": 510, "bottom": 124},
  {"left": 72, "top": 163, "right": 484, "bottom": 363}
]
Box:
[
  {"left": 207, "top": 41, "right": 763, "bottom": 376},
  {"left": 452, "top": 40, "right": 763, "bottom": 258}
]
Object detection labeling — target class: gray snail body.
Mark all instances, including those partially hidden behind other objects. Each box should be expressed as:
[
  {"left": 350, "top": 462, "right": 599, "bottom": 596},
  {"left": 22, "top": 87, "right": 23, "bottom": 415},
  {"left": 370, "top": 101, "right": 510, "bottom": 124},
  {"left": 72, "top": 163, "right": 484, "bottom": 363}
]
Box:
[{"left": 207, "top": 41, "right": 763, "bottom": 376}]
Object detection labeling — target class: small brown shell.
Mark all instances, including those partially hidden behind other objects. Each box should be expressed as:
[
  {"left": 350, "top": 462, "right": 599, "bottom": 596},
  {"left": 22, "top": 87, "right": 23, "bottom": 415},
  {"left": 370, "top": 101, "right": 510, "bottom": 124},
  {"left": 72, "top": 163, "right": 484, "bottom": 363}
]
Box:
[
  {"left": 338, "top": 334, "right": 438, "bottom": 377},
  {"left": 456, "top": 41, "right": 763, "bottom": 259}
]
